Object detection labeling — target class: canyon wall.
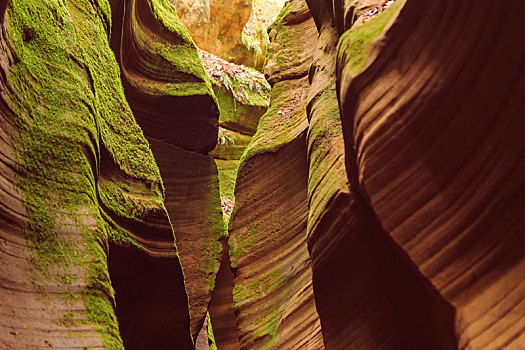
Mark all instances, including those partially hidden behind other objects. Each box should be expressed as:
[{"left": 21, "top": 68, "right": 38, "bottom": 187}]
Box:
[
  {"left": 227, "top": 0, "right": 524, "bottom": 348},
  {"left": 112, "top": 0, "right": 223, "bottom": 340},
  {"left": 336, "top": 0, "right": 525, "bottom": 348},
  {"left": 0, "top": 0, "right": 524, "bottom": 349},
  {"left": 1, "top": 0, "right": 224, "bottom": 348},
  {"left": 227, "top": 1, "right": 324, "bottom": 348},
  {"left": 0, "top": 0, "right": 193, "bottom": 348}
]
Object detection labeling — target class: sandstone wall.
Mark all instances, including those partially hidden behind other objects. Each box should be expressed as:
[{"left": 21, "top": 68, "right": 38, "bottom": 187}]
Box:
[
  {"left": 337, "top": 0, "right": 525, "bottom": 348},
  {"left": 0, "top": 0, "right": 192, "bottom": 348},
  {"left": 227, "top": 1, "right": 324, "bottom": 348}
]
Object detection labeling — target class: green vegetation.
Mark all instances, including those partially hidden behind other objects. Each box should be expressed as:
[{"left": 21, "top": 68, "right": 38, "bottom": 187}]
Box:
[
  {"left": 206, "top": 312, "right": 218, "bottom": 350},
  {"left": 214, "top": 74, "right": 269, "bottom": 107},
  {"left": 239, "top": 80, "right": 308, "bottom": 166},
  {"left": 241, "top": 0, "right": 286, "bottom": 69},
  {"left": 4, "top": 0, "right": 186, "bottom": 347},
  {"left": 216, "top": 159, "right": 240, "bottom": 204},
  {"left": 130, "top": 0, "right": 217, "bottom": 105},
  {"left": 338, "top": 0, "right": 407, "bottom": 75}
]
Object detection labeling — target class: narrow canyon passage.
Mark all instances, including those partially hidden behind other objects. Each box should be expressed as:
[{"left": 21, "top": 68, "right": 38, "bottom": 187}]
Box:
[{"left": 0, "top": 0, "right": 524, "bottom": 349}]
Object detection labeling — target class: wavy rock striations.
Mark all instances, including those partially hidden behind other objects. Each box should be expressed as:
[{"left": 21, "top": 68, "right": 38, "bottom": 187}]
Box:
[
  {"left": 0, "top": 0, "right": 191, "bottom": 348},
  {"left": 202, "top": 52, "right": 270, "bottom": 350},
  {"left": 338, "top": 0, "right": 525, "bottom": 348},
  {"left": 302, "top": 1, "right": 457, "bottom": 349},
  {"left": 114, "top": 0, "right": 223, "bottom": 340},
  {"left": 227, "top": 1, "right": 324, "bottom": 348}
]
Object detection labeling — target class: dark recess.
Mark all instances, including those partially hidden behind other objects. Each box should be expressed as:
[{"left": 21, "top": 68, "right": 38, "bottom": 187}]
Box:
[{"left": 108, "top": 243, "right": 193, "bottom": 350}]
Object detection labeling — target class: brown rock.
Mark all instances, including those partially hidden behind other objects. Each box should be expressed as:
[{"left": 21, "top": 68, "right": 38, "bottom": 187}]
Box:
[
  {"left": 227, "top": 1, "right": 324, "bottom": 348},
  {"left": 0, "top": 0, "right": 191, "bottom": 348},
  {"left": 305, "top": 1, "right": 456, "bottom": 348},
  {"left": 115, "top": 0, "right": 223, "bottom": 341},
  {"left": 338, "top": 0, "right": 525, "bottom": 348}
]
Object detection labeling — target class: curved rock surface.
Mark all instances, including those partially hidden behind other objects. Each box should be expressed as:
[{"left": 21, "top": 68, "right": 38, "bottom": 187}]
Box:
[
  {"left": 208, "top": 241, "right": 242, "bottom": 350},
  {"left": 227, "top": 1, "right": 324, "bottom": 348},
  {"left": 0, "top": 0, "right": 191, "bottom": 348},
  {"left": 1, "top": 0, "right": 524, "bottom": 348},
  {"left": 338, "top": 0, "right": 525, "bottom": 348},
  {"left": 303, "top": 1, "right": 457, "bottom": 348},
  {"left": 114, "top": 0, "right": 223, "bottom": 340}
]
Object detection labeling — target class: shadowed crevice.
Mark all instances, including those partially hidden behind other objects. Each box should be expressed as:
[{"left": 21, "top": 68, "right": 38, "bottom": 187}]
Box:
[
  {"left": 108, "top": 242, "right": 193, "bottom": 350},
  {"left": 208, "top": 240, "right": 242, "bottom": 350}
]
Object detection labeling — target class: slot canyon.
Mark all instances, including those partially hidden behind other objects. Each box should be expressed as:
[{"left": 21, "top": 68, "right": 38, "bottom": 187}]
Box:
[{"left": 0, "top": 0, "right": 524, "bottom": 349}]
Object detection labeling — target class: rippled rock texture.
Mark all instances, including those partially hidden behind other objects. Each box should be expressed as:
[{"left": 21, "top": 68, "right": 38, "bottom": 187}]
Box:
[
  {"left": 228, "top": 0, "right": 524, "bottom": 348},
  {"left": 227, "top": 1, "right": 324, "bottom": 348},
  {"left": 337, "top": 0, "right": 525, "bottom": 348},
  {"left": 0, "top": 0, "right": 192, "bottom": 348},
  {"left": 1, "top": 0, "right": 524, "bottom": 348},
  {"left": 112, "top": 0, "right": 223, "bottom": 341}
]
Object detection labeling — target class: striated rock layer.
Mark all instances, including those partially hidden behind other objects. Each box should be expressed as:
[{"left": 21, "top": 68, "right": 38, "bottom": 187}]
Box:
[
  {"left": 338, "top": 0, "right": 525, "bottom": 348},
  {"left": 113, "top": 0, "right": 223, "bottom": 340},
  {"left": 227, "top": 1, "right": 324, "bottom": 348},
  {"left": 0, "top": 0, "right": 191, "bottom": 348},
  {"left": 302, "top": 0, "right": 457, "bottom": 348}
]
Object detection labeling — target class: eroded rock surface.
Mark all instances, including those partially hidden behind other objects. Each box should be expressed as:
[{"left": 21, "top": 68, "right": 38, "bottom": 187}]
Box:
[
  {"left": 296, "top": 1, "right": 455, "bottom": 349},
  {"left": 227, "top": 1, "right": 324, "bottom": 348},
  {"left": 0, "top": 0, "right": 191, "bottom": 348},
  {"left": 113, "top": 0, "right": 223, "bottom": 340},
  {"left": 338, "top": 0, "right": 525, "bottom": 348},
  {"left": 1, "top": 0, "right": 524, "bottom": 348},
  {"left": 171, "top": 0, "right": 252, "bottom": 65}
]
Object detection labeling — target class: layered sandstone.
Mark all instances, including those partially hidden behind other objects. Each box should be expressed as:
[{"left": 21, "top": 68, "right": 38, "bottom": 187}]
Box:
[
  {"left": 202, "top": 48, "right": 270, "bottom": 350},
  {"left": 227, "top": 1, "right": 324, "bottom": 348},
  {"left": 0, "top": 0, "right": 191, "bottom": 348},
  {"left": 295, "top": 1, "right": 456, "bottom": 348},
  {"left": 1, "top": 0, "right": 524, "bottom": 348},
  {"left": 337, "top": 0, "right": 525, "bottom": 348},
  {"left": 112, "top": 0, "right": 223, "bottom": 340}
]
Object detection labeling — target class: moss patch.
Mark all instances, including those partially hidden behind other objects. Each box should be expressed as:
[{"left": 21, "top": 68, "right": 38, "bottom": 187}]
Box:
[
  {"left": 216, "top": 159, "right": 239, "bottom": 203},
  {"left": 127, "top": 0, "right": 217, "bottom": 104},
  {"left": 337, "top": 0, "right": 406, "bottom": 75},
  {"left": 5, "top": 0, "right": 171, "bottom": 347},
  {"left": 206, "top": 312, "right": 218, "bottom": 350}
]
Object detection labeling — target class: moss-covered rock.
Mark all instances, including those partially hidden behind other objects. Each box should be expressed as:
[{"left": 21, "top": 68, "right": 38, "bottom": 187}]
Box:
[
  {"left": 116, "top": 0, "right": 224, "bottom": 339},
  {"left": 1, "top": 0, "right": 191, "bottom": 348},
  {"left": 227, "top": 1, "right": 324, "bottom": 348},
  {"left": 264, "top": 0, "right": 317, "bottom": 85}
]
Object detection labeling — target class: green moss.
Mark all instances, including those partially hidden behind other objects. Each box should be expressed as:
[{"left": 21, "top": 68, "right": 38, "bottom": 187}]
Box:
[
  {"left": 206, "top": 312, "right": 218, "bottom": 350},
  {"left": 213, "top": 85, "right": 268, "bottom": 134},
  {"left": 98, "top": 181, "right": 164, "bottom": 221},
  {"left": 305, "top": 88, "right": 348, "bottom": 215},
  {"left": 5, "top": 0, "right": 172, "bottom": 347},
  {"left": 212, "top": 70, "right": 270, "bottom": 108},
  {"left": 338, "top": 0, "right": 406, "bottom": 75},
  {"left": 203, "top": 179, "right": 225, "bottom": 290},
  {"left": 238, "top": 80, "right": 308, "bottom": 165},
  {"left": 130, "top": 0, "right": 217, "bottom": 106},
  {"left": 215, "top": 159, "right": 239, "bottom": 203},
  {"left": 232, "top": 264, "right": 288, "bottom": 347},
  {"left": 149, "top": 0, "right": 192, "bottom": 42},
  {"left": 229, "top": 221, "right": 260, "bottom": 266},
  {"left": 241, "top": 0, "right": 285, "bottom": 69}
]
